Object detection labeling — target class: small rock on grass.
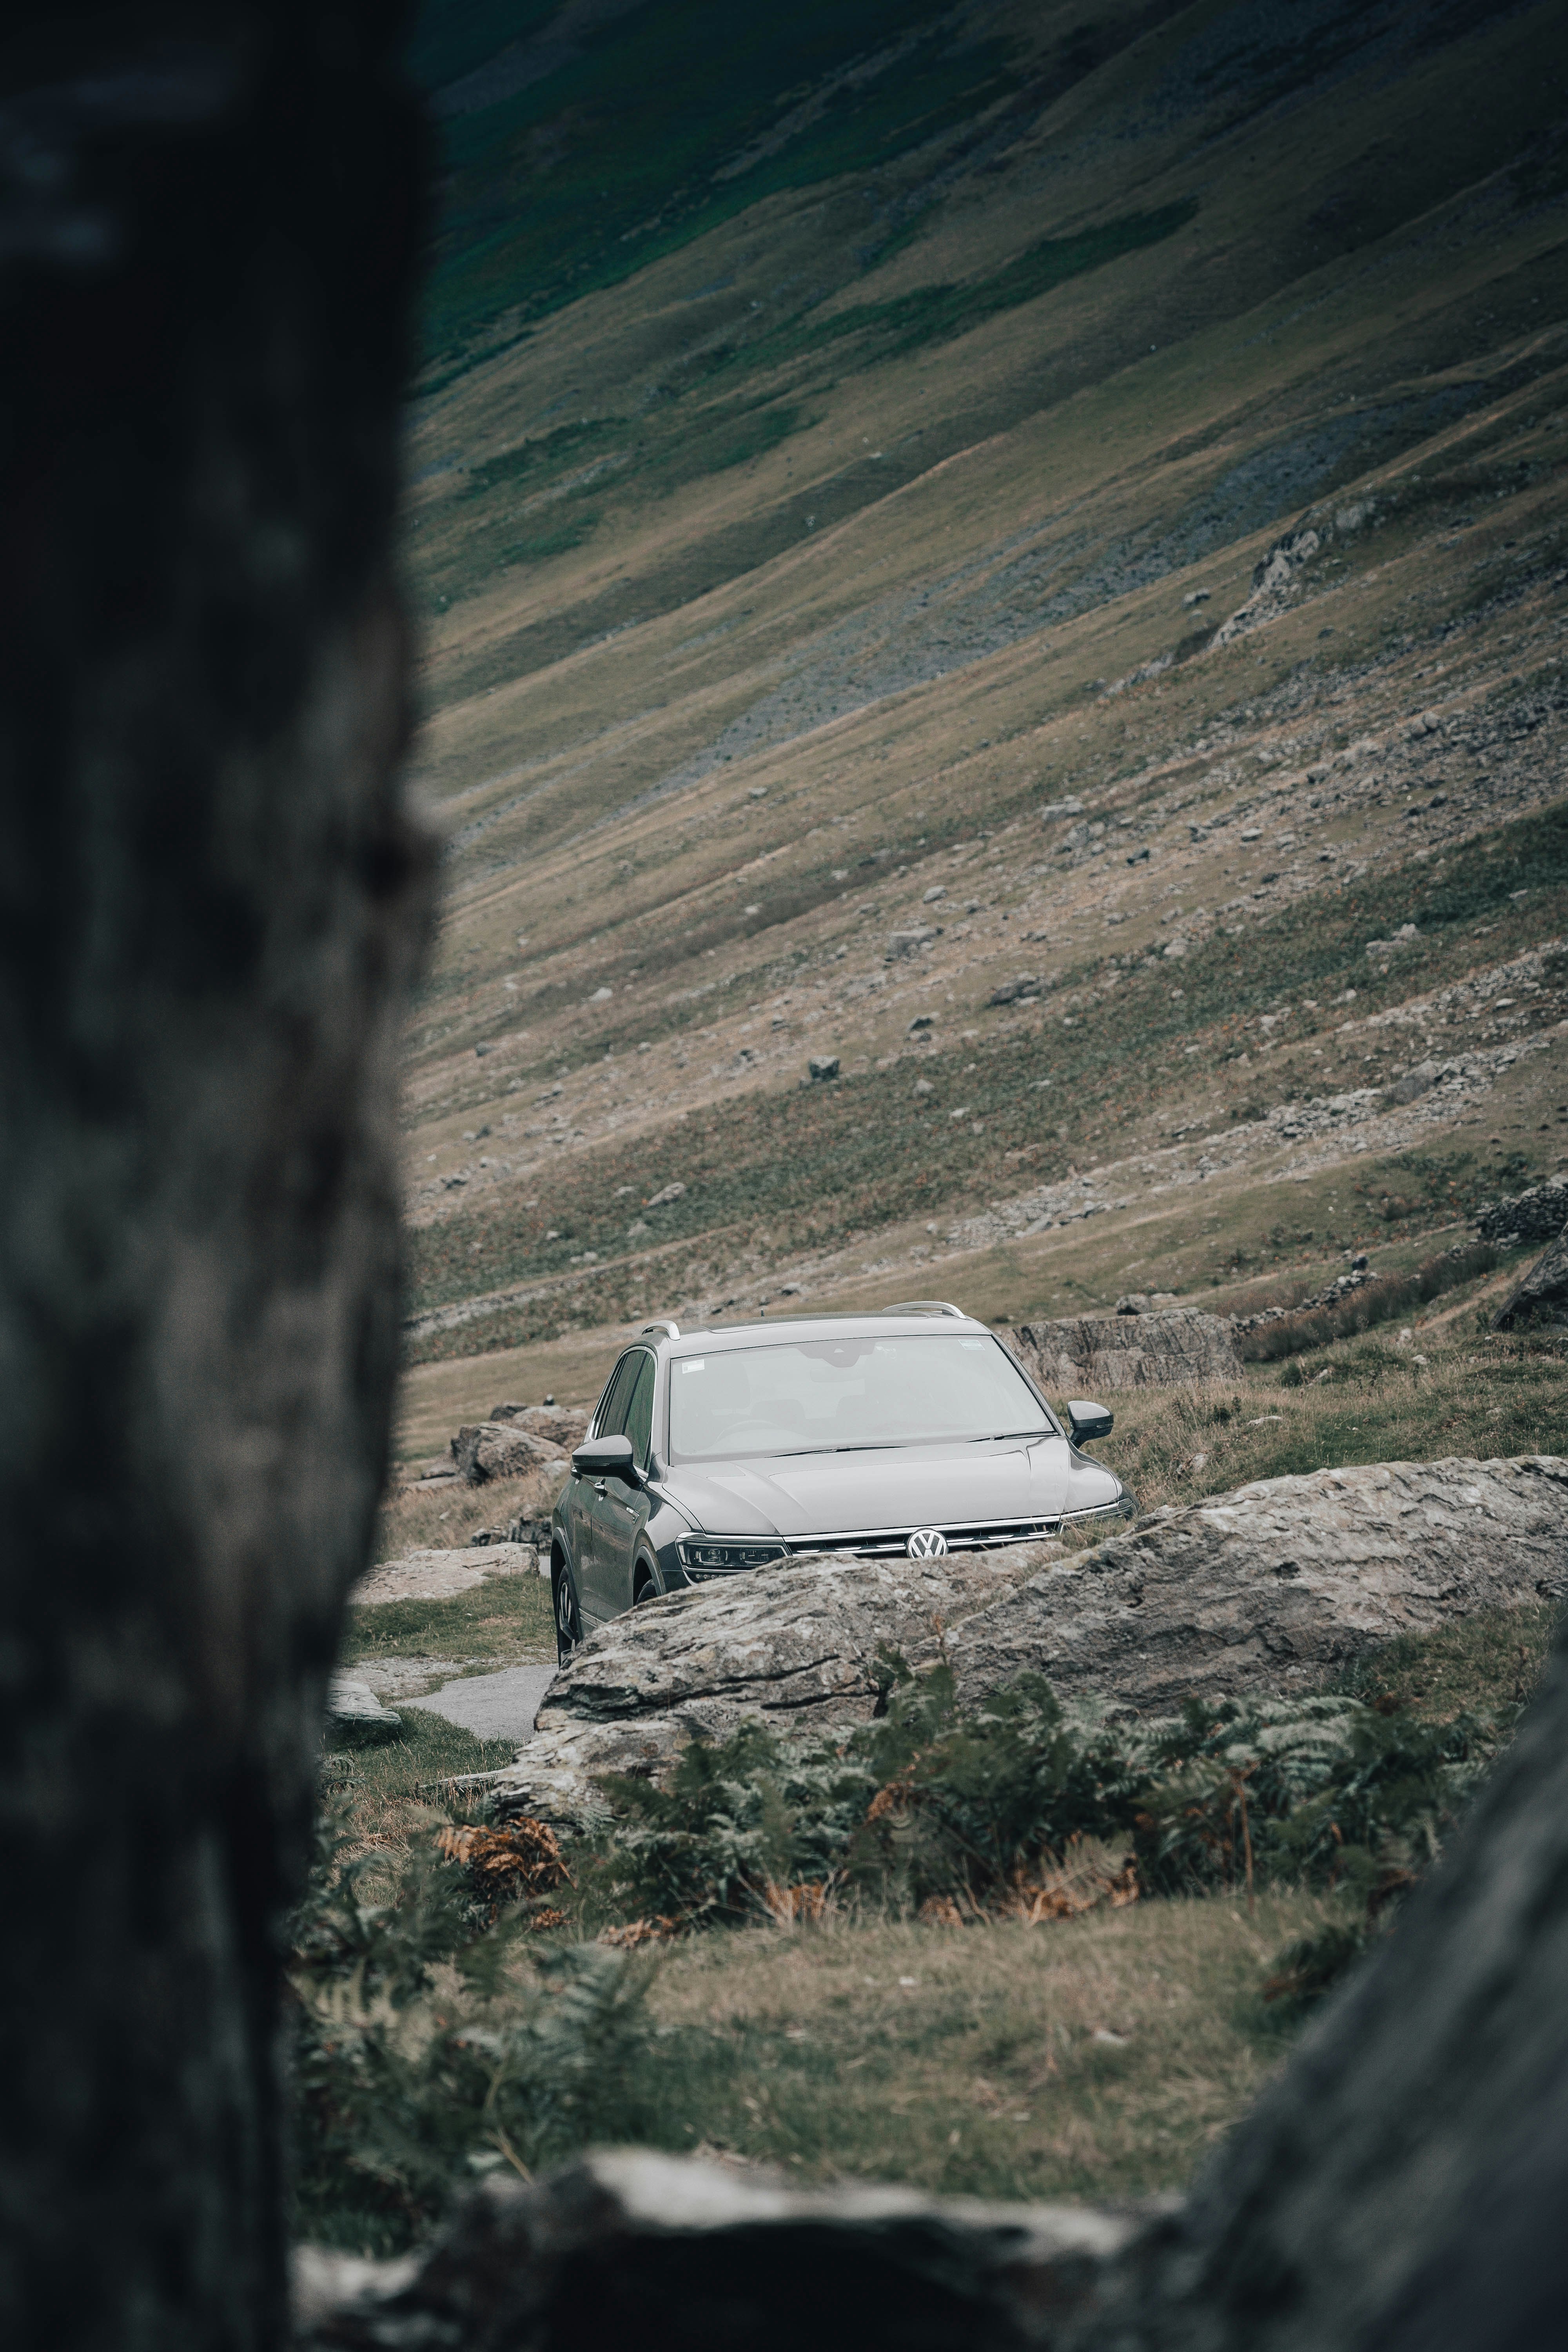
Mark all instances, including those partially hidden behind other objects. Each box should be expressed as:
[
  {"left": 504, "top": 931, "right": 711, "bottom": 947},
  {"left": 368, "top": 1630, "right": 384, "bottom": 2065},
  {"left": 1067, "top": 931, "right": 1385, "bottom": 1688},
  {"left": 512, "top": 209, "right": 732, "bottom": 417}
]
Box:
[{"left": 326, "top": 1675, "right": 403, "bottom": 1746}]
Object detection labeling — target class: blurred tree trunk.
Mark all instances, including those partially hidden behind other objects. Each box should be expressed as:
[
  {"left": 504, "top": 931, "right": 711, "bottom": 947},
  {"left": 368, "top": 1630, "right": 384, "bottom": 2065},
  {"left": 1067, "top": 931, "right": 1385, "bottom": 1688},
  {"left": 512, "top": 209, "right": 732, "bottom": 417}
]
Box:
[{"left": 0, "top": 8, "right": 428, "bottom": 2347}]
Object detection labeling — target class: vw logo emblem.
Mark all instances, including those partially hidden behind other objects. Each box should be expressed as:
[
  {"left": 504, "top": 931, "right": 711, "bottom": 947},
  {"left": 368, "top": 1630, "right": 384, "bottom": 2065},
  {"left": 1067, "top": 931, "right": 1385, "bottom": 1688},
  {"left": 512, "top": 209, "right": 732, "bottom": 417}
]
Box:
[{"left": 907, "top": 1528, "right": 949, "bottom": 1560}]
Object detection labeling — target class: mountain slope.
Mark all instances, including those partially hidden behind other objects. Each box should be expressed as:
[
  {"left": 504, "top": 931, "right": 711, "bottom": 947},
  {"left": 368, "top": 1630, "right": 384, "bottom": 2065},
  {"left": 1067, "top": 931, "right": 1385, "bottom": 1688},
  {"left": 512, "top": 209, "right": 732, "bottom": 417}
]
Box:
[{"left": 393, "top": 0, "right": 1568, "bottom": 1417}]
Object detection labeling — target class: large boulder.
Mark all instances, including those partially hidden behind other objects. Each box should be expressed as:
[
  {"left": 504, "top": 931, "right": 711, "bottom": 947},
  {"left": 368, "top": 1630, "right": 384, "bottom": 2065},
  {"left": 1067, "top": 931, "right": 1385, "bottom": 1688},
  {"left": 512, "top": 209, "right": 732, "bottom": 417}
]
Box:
[
  {"left": 453, "top": 1421, "right": 567, "bottom": 1485},
  {"left": 486, "top": 1544, "right": 1058, "bottom": 1830},
  {"left": 294, "top": 2150, "right": 1141, "bottom": 2351},
  {"left": 947, "top": 1455, "right": 1568, "bottom": 1714},
  {"left": 487, "top": 1402, "right": 590, "bottom": 1449},
  {"left": 1492, "top": 1227, "right": 1568, "bottom": 1330},
  {"left": 1008, "top": 1308, "right": 1240, "bottom": 1391},
  {"left": 481, "top": 1459, "right": 1568, "bottom": 1831}
]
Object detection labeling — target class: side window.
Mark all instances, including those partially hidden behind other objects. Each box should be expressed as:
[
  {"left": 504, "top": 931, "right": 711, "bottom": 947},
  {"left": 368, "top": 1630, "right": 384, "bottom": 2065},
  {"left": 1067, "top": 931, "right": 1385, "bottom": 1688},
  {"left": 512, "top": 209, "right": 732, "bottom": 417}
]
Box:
[
  {"left": 592, "top": 1352, "right": 639, "bottom": 1440},
  {"left": 622, "top": 1354, "right": 656, "bottom": 1472}
]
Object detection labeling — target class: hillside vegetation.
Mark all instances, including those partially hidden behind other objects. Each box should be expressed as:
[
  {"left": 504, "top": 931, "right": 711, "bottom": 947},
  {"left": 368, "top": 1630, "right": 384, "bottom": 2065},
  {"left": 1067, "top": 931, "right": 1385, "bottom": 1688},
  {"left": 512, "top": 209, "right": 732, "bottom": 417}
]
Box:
[
  {"left": 395, "top": 0, "right": 1568, "bottom": 1439},
  {"left": 290, "top": 15, "right": 1568, "bottom": 2254}
]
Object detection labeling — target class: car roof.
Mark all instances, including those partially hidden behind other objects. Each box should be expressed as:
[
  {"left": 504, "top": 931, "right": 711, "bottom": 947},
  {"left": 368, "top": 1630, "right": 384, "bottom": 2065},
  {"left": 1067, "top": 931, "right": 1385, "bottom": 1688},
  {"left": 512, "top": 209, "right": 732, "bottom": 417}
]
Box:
[{"left": 637, "top": 1307, "right": 996, "bottom": 1358}]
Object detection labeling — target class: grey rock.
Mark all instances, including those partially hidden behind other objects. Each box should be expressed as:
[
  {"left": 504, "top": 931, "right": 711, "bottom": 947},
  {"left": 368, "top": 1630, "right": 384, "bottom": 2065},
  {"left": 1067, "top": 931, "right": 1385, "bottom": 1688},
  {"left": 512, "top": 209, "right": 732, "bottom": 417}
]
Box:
[
  {"left": 807, "top": 1054, "right": 840, "bottom": 1081},
  {"left": 486, "top": 1402, "right": 590, "bottom": 1449},
  {"left": 351, "top": 1542, "right": 541, "bottom": 1608},
  {"left": 886, "top": 927, "right": 938, "bottom": 961},
  {"left": 1475, "top": 1179, "right": 1568, "bottom": 1246},
  {"left": 1009, "top": 1309, "right": 1241, "bottom": 1390},
  {"left": 1492, "top": 1228, "right": 1568, "bottom": 1330},
  {"left": 479, "top": 1713, "right": 691, "bottom": 1827},
  {"left": 453, "top": 1422, "right": 567, "bottom": 1485},
  {"left": 292, "top": 2150, "right": 1145, "bottom": 2351},
  {"left": 326, "top": 1675, "right": 403, "bottom": 1746},
  {"left": 479, "top": 1458, "right": 1568, "bottom": 1831},
  {"left": 485, "top": 1544, "right": 1057, "bottom": 1830},
  {"left": 1386, "top": 1060, "right": 1438, "bottom": 1105},
  {"left": 987, "top": 975, "right": 1042, "bottom": 1007},
  {"left": 1365, "top": 924, "right": 1419, "bottom": 957},
  {"left": 947, "top": 1455, "right": 1568, "bottom": 1715}
]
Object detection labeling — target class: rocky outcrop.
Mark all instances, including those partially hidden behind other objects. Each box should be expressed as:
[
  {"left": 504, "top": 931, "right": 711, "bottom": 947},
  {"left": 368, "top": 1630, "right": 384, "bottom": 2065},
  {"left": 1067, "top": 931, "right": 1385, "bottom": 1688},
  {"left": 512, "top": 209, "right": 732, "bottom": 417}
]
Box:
[
  {"left": 480, "top": 1459, "right": 1568, "bottom": 1831},
  {"left": 946, "top": 1455, "right": 1568, "bottom": 1715},
  {"left": 1008, "top": 1308, "right": 1240, "bottom": 1391},
  {"left": 293, "top": 2151, "right": 1143, "bottom": 2351},
  {"left": 1492, "top": 1229, "right": 1568, "bottom": 1330},
  {"left": 351, "top": 1543, "right": 542, "bottom": 1609},
  {"left": 486, "top": 1402, "right": 589, "bottom": 1450},
  {"left": 1474, "top": 1179, "right": 1568, "bottom": 1246},
  {"left": 453, "top": 1422, "right": 567, "bottom": 1484},
  {"left": 485, "top": 1544, "right": 1058, "bottom": 1830}
]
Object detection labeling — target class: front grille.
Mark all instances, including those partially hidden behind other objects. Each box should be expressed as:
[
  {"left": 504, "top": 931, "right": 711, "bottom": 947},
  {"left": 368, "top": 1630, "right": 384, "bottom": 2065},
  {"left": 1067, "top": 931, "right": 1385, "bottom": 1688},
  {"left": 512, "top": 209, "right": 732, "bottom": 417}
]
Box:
[{"left": 783, "top": 1518, "right": 1060, "bottom": 1558}]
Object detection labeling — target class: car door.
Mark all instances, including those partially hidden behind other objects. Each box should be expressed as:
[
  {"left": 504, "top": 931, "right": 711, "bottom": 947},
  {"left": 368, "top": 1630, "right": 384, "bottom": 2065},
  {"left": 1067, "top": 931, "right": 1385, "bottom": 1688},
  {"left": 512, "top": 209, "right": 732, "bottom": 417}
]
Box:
[
  {"left": 571, "top": 1351, "right": 639, "bottom": 1624},
  {"left": 582, "top": 1349, "right": 655, "bottom": 1623}
]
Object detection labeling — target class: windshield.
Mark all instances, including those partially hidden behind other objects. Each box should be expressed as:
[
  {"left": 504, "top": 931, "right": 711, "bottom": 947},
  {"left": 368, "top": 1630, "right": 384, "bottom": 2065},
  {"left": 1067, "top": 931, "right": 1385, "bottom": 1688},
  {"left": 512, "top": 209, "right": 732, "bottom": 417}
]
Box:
[{"left": 667, "top": 1332, "right": 1053, "bottom": 1463}]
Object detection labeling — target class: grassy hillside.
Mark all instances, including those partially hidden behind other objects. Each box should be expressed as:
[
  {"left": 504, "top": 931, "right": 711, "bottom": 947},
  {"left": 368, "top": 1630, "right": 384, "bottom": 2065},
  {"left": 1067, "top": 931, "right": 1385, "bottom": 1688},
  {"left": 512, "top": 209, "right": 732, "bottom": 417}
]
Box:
[{"left": 393, "top": 0, "right": 1568, "bottom": 1438}]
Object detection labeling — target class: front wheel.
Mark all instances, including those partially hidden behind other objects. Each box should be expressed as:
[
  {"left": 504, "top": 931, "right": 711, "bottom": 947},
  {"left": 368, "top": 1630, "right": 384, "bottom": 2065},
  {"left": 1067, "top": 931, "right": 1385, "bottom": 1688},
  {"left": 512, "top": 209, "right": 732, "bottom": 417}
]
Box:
[{"left": 554, "top": 1565, "right": 582, "bottom": 1666}]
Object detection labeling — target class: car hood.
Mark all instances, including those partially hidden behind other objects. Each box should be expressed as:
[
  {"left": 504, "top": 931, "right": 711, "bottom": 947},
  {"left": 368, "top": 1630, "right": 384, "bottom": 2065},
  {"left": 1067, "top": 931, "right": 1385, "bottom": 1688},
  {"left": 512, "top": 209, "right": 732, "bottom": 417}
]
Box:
[{"left": 657, "top": 1434, "right": 1122, "bottom": 1537}]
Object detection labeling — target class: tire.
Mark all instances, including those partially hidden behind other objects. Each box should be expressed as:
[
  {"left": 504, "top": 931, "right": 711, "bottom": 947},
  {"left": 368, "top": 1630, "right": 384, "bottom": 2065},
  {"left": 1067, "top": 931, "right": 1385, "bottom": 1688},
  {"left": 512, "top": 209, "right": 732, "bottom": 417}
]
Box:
[
  {"left": 554, "top": 1563, "right": 582, "bottom": 1666},
  {"left": 632, "top": 1564, "right": 658, "bottom": 1606}
]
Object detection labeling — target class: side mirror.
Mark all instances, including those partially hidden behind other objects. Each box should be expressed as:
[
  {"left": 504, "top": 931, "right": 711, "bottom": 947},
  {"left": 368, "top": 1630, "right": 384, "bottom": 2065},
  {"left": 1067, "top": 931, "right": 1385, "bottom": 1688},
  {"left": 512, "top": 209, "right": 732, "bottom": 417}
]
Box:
[
  {"left": 1067, "top": 1399, "right": 1114, "bottom": 1445},
  {"left": 572, "top": 1434, "right": 641, "bottom": 1485}
]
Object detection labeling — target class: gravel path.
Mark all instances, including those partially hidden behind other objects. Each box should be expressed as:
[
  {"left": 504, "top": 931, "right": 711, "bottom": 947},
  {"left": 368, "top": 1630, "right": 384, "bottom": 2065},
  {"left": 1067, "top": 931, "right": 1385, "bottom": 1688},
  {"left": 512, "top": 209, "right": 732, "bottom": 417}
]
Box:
[
  {"left": 350, "top": 1541, "right": 541, "bottom": 1605},
  {"left": 411, "top": 1663, "right": 558, "bottom": 1742}
]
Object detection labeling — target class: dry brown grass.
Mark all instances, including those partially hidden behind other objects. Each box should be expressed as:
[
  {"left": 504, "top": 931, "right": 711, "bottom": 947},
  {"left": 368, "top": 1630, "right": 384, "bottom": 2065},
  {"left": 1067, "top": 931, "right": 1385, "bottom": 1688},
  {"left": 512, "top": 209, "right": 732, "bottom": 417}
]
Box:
[
  {"left": 641, "top": 1892, "right": 1339, "bottom": 2200},
  {"left": 373, "top": 1469, "right": 545, "bottom": 1559},
  {"left": 1095, "top": 1324, "right": 1568, "bottom": 1512}
]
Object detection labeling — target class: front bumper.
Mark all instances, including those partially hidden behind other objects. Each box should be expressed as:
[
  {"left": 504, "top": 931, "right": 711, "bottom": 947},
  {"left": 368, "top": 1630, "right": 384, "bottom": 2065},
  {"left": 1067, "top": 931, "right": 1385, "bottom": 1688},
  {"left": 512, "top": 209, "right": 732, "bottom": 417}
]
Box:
[{"left": 668, "top": 1491, "right": 1136, "bottom": 1583}]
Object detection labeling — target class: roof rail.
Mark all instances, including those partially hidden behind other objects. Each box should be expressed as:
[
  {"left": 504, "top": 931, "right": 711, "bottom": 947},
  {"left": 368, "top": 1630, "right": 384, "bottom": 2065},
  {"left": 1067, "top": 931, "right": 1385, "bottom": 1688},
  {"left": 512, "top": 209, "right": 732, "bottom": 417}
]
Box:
[
  {"left": 880, "top": 1300, "right": 967, "bottom": 1318},
  {"left": 642, "top": 1319, "right": 681, "bottom": 1339}
]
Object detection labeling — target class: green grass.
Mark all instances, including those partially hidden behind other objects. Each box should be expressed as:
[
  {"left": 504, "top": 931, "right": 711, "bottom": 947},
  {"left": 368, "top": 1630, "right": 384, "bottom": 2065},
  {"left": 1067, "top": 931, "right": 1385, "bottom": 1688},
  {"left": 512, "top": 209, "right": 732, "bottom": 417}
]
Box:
[
  {"left": 342, "top": 1573, "right": 554, "bottom": 1669},
  {"left": 322, "top": 1706, "right": 517, "bottom": 1862},
  {"left": 306, "top": 1593, "right": 1562, "bottom": 2249},
  {"left": 402, "top": 795, "right": 1568, "bottom": 1347},
  {"left": 796, "top": 204, "right": 1200, "bottom": 361},
  {"left": 636, "top": 1895, "right": 1343, "bottom": 2199},
  {"left": 416, "top": 0, "right": 1026, "bottom": 368},
  {"left": 1330, "top": 1602, "right": 1557, "bottom": 1722},
  {"left": 502, "top": 519, "right": 599, "bottom": 563},
  {"left": 413, "top": 394, "right": 812, "bottom": 612},
  {"left": 312, "top": 1395, "right": 1564, "bottom": 2256}
]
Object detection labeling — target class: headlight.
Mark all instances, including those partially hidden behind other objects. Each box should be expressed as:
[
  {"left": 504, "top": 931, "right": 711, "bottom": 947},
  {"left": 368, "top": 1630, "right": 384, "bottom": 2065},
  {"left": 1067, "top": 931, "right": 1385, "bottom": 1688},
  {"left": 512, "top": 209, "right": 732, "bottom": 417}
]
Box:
[
  {"left": 1062, "top": 1492, "right": 1136, "bottom": 1526},
  {"left": 676, "top": 1538, "right": 788, "bottom": 1574}
]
